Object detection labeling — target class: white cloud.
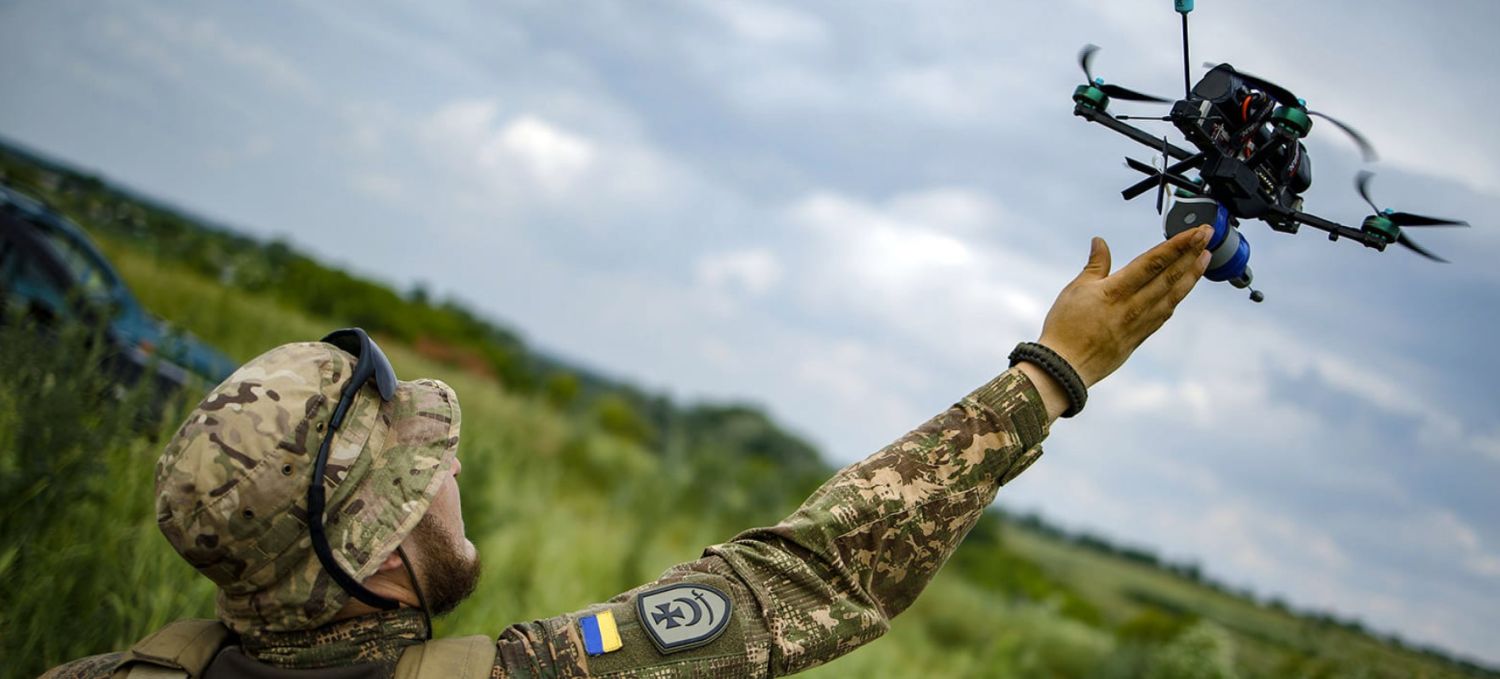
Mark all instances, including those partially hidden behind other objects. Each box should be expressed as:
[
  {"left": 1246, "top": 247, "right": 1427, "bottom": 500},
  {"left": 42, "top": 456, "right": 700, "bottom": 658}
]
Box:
[
  {"left": 1105, "top": 375, "right": 1214, "bottom": 425},
  {"left": 886, "top": 188, "right": 1004, "bottom": 235},
  {"left": 793, "top": 191, "right": 975, "bottom": 287},
  {"left": 780, "top": 188, "right": 1072, "bottom": 377},
  {"left": 492, "top": 115, "right": 596, "bottom": 194},
  {"left": 417, "top": 98, "right": 687, "bottom": 218}
]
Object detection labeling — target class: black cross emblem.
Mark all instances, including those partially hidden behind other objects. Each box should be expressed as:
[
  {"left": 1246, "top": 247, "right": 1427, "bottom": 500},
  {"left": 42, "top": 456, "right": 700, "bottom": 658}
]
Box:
[{"left": 652, "top": 602, "right": 686, "bottom": 629}]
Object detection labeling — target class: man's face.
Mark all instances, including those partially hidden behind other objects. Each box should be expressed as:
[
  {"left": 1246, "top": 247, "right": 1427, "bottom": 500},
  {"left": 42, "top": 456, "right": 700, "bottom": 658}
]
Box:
[
  {"left": 410, "top": 456, "right": 482, "bottom": 616},
  {"left": 426, "top": 456, "right": 476, "bottom": 561}
]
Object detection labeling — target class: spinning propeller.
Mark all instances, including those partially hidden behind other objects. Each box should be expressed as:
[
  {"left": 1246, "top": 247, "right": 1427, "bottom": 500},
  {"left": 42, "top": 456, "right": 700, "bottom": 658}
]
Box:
[
  {"left": 1203, "top": 63, "right": 1378, "bottom": 162},
  {"left": 1076, "top": 45, "right": 1172, "bottom": 104},
  {"left": 1355, "top": 171, "right": 1468, "bottom": 262}
]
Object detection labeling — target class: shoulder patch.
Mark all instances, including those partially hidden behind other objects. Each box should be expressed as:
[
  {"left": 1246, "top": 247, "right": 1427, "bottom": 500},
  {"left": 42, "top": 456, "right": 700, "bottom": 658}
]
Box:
[{"left": 636, "top": 582, "right": 732, "bottom": 654}]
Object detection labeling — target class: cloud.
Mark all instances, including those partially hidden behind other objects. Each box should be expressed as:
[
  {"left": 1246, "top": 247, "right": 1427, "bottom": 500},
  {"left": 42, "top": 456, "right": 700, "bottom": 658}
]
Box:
[
  {"left": 700, "top": 2, "right": 829, "bottom": 47},
  {"left": 415, "top": 98, "right": 673, "bottom": 222},
  {"left": 791, "top": 191, "right": 976, "bottom": 288},
  {"left": 115, "top": 5, "right": 316, "bottom": 99},
  {"left": 696, "top": 249, "right": 783, "bottom": 297},
  {"left": 784, "top": 189, "right": 1053, "bottom": 342},
  {"left": 423, "top": 101, "right": 598, "bottom": 197},
  {"left": 495, "top": 116, "right": 597, "bottom": 193}
]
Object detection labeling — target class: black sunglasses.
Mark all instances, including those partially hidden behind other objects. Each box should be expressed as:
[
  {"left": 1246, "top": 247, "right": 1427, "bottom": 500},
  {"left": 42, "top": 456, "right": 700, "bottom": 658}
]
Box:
[{"left": 309, "top": 328, "right": 400, "bottom": 610}]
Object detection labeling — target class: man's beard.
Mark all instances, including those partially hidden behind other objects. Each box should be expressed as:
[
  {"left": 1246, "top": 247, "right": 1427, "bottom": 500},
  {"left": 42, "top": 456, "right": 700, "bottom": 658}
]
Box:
[{"left": 409, "top": 514, "right": 482, "bottom": 617}]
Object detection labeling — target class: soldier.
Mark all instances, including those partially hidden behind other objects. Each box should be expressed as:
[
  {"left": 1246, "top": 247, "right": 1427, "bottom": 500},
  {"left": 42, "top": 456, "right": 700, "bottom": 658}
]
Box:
[{"left": 42, "top": 228, "right": 1214, "bottom": 678}]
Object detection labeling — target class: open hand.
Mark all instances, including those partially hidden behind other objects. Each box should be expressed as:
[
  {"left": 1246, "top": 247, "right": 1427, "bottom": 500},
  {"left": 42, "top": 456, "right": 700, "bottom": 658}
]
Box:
[{"left": 1037, "top": 226, "right": 1212, "bottom": 388}]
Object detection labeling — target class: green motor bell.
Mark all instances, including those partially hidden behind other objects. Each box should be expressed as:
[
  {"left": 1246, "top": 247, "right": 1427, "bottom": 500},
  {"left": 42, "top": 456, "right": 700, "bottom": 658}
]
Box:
[
  {"left": 1272, "top": 105, "right": 1312, "bottom": 137},
  {"left": 1361, "top": 214, "right": 1400, "bottom": 244},
  {"left": 1073, "top": 83, "right": 1109, "bottom": 111}
]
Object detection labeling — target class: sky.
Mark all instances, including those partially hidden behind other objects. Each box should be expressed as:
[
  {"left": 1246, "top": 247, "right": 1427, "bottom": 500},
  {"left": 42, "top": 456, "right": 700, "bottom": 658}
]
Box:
[{"left": 2, "top": 0, "right": 1498, "bottom": 665}]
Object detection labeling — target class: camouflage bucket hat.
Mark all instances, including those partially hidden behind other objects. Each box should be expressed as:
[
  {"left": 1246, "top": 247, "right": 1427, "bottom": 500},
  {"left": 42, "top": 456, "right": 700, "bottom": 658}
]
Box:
[{"left": 155, "top": 339, "right": 461, "bottom": 633}]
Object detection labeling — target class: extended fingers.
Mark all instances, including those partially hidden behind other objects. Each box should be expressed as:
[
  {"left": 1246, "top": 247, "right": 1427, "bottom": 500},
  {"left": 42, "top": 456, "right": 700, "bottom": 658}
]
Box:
[
  {"left": 1140, "top": 249, "right": 1210, "bottom": 330},
  {"left": 1134, "top": 236, "right": 1211, "bottom": 306},
  {"left": 1111, "top": 232, "right": 1211, "bottom": 341},
  {"left": 1106, "top": 226, "right": 1211, "bottom": 297}
]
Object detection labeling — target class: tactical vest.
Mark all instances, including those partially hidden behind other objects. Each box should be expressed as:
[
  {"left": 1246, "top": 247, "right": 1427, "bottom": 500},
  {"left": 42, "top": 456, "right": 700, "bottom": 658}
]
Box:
[{"left": 111, "top": 620, "right": 496, "bottom": 679}]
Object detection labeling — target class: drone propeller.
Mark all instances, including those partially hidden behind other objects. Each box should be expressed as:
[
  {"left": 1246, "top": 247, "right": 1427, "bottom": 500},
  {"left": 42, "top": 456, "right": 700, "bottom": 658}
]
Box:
[
  {"left": 1356, "top": 171, "right": 1468, "bottom": 227},
  {"left": 1395, "top": 233, "right": 1447, "bottom": 262},
  {"left": 1355, "top": 170, "right": 1468, "bottom": 262},
  {"left": 1079, "top": 45, "right": 1172, "bottom": 103},
  {"left": 1122, "top": 154, "right": 1204, "bottom": 200},
  {"left": 1308, "top": 111, "right": 1378, "bottom": 162},
  {"left": 1156, "top": 136, "right": 1170, "bottom": 214},
  {"left": 1216, "top": 64, "right": 1301, "bottom": 109},
  {"left": 1124, "top": 156, "right": 1203, "bottom": 196},
  {"left": 1210, "top": 63, "right": 1378, "bottom": 161}
]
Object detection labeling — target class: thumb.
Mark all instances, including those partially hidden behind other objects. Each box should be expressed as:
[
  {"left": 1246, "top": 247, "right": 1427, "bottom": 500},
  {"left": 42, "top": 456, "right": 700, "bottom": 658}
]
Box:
[{"left": 1077, "top": 236, "right": 1111, "bottom": 281}]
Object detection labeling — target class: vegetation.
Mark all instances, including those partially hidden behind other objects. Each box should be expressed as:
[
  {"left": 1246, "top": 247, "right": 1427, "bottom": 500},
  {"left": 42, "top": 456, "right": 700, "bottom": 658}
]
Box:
[{"left": 3, "top": 140, "right": 1495, "bottom": 678}]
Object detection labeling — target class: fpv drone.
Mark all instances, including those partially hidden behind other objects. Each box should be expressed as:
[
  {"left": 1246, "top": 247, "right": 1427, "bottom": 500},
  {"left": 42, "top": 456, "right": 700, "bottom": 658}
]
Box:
[{"left": 1072, "top": 0, "right": 1469, "bottom": 302}]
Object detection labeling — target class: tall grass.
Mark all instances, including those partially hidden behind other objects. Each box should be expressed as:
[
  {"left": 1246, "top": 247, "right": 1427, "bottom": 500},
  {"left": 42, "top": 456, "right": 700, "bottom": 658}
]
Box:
[{"left": 0, "top": 320, "right": 216, "bottom": 676}]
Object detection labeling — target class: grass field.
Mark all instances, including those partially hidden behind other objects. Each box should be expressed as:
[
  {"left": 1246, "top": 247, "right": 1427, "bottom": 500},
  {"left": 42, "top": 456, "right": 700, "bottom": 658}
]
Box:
[{"left": 3, "top": 167, "right": 1494, "bottom": 677}]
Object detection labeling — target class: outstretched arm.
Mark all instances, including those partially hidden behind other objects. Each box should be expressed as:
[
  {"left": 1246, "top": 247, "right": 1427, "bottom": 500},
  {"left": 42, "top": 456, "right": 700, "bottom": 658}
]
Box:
[{"left": 491, "top": 228, "right": 1213, "bottom": 678}]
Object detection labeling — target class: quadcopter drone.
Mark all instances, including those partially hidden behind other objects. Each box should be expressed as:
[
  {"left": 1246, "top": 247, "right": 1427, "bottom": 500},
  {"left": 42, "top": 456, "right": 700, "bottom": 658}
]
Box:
[{"left": 1071, "top": 0, "right": 1469, "bottom": 302}]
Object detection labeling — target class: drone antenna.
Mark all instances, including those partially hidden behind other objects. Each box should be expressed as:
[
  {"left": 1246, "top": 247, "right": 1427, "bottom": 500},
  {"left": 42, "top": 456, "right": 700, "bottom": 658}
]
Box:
[{"left": 1175, "top": 0, "right": 1194, "bottom": 98}]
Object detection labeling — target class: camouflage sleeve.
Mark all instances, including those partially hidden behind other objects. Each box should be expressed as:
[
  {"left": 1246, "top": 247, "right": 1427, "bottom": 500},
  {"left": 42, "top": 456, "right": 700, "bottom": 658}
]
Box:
[{"left": 491, "top": 367, "right": 1048, "bottom": 678}]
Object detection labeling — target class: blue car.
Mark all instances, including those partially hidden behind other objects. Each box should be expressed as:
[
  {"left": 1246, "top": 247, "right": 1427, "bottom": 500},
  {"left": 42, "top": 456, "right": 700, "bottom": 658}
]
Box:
[{"left": 0, "top": 183, "right": 237, "bottom": 391}]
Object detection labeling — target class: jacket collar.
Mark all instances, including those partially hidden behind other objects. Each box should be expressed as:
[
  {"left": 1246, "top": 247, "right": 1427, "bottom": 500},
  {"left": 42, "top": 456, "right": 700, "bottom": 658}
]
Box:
[{"left": 239, "top": 608, "right": 428, "bottom": 669}]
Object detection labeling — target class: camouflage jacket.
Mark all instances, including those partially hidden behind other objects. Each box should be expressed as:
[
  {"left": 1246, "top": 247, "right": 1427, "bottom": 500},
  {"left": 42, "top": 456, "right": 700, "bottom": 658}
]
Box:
[{"left": 42, "top": 367, "right": 1047, "bottom": 678}]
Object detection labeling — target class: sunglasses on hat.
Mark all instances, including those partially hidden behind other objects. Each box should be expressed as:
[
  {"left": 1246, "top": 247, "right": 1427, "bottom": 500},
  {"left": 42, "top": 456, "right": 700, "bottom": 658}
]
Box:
[{"left": 308, "top": 328, "right": 401, "bottom": 611}]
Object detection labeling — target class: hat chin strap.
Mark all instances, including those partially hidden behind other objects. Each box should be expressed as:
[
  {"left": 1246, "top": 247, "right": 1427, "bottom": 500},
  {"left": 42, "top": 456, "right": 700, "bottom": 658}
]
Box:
[{"left": 397, "top": 546, "right": 435, "bottom": 640}]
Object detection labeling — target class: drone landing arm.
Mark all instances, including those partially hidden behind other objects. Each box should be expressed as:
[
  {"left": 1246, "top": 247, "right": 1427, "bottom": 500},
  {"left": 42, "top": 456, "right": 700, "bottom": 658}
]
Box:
[
  {"left": 1074, "top": 103, "right": 1197, "bottom": 161},
  {"left": 1269, "top": 206, "right": 1385, "bottom": 250}
]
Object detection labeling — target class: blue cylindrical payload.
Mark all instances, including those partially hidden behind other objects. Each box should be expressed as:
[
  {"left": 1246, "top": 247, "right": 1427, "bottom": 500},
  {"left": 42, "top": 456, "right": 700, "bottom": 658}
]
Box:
[{"left": 1163, "top": 194, "right": 1253, "bottom": 287}]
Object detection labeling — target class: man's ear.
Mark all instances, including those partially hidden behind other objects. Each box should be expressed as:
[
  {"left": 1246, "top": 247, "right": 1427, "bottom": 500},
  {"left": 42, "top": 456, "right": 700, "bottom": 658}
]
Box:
[{"left": 375, "top": 549, "right": 405, "bottom": 575}]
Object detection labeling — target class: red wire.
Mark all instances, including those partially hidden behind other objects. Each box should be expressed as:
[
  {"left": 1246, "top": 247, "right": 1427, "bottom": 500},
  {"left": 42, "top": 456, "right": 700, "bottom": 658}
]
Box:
[{"left": 1241, "top": 95, "right": 1252, "bottom": 121}]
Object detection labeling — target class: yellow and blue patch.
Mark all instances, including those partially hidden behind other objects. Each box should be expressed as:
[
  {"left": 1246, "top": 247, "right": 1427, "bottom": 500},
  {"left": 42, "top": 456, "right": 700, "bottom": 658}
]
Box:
[{"left": 579, "top": 610, "right": 623, "bottom": 656}]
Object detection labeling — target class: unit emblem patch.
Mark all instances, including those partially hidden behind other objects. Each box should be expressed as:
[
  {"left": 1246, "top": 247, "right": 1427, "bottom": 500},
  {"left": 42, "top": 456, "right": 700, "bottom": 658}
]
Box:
[{"left": 636, "top": 582, "right": 733, "bottom": 654}]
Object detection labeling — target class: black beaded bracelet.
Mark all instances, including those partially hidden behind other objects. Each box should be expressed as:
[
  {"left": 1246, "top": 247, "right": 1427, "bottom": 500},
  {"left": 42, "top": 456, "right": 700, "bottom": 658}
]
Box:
[{"left": 1008, "top": 342, "right": 1088, "bottom": 418}]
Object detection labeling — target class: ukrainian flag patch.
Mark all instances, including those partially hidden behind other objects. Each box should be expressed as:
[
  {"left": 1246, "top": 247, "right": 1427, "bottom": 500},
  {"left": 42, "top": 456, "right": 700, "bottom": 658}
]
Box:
[{"left": 579, "top": 610, "right": 623, "bottom": 656}]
